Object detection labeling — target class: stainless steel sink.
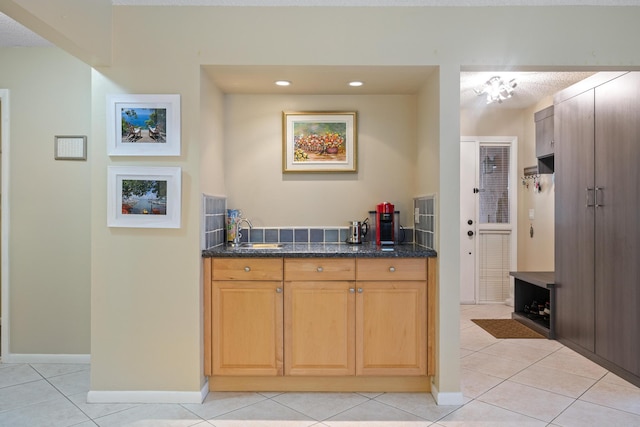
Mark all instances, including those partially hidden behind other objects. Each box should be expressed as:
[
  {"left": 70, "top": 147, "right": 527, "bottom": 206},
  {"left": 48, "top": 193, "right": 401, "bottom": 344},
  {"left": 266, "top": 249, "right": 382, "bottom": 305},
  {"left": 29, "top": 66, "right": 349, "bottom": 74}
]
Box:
[{"left": 237, "top": 243, "right": 283, "bottom": 249}]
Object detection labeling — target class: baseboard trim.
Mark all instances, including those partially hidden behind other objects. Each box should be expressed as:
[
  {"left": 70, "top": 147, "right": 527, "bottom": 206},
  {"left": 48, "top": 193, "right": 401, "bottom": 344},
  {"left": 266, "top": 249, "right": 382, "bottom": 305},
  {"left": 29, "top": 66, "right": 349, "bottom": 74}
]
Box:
[
  {"left": 87, "top": 381, "right": 209, "bottom": 404},
  {"left": 430, "top": 382, "right": 464, "bottom": 405},
  {"left": 1, "top": 353, "right": 90, "bottom": 364}
]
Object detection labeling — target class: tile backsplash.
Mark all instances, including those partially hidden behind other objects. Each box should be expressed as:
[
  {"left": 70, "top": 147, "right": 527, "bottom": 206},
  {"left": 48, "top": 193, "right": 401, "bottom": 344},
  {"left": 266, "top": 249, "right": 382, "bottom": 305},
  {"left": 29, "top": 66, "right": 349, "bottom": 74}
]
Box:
[
  {"left": 414, "top": 195, "right": 436, "bottom": 250},
  {"left": 203, "top": 193, "right": 417, "bottom": 248},
  {"left": 203, "top": 194, "right": 226, "bottom": 249}
]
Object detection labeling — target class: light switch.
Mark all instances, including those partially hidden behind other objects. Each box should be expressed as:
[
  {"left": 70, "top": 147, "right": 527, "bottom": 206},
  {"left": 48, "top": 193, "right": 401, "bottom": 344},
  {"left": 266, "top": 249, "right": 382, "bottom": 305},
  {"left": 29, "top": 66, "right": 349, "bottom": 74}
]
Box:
[
  {"left": 528, "top": 209, "right": 535, "bottom": 220},
  {"left": 414, "top": 207, "right": 420, "bottom": 223}
]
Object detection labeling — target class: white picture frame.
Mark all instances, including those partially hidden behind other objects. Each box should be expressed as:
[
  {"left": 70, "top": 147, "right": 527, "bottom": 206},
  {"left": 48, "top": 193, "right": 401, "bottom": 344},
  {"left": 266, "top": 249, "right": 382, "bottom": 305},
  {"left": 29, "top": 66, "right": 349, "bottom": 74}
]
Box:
[
  {"left": 107, "top": 166, "right": 181, "bottom": 228},
  {"left": 107, "top": 94, "right": 181, "bottom": 156}
]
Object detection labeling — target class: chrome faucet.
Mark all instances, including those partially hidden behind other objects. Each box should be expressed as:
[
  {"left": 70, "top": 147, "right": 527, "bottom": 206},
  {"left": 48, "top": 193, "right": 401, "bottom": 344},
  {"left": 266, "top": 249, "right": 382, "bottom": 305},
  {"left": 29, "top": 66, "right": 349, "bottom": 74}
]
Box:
[{"left": 232, "top": 217, "right": 253, "bottom": 246}]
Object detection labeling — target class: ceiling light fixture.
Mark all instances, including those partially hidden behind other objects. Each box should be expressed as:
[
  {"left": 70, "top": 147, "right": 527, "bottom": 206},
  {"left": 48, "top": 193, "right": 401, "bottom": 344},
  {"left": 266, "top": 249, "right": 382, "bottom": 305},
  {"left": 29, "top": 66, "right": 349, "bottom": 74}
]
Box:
[
  {"left": 349, "top": 81, "right": 363, "bottom": 87},
  {"left": 474, "top": 76, "right": 517, "bottom": 104},
  {"left": 275, "top": 80, "right": 291, "bottom": 86}
]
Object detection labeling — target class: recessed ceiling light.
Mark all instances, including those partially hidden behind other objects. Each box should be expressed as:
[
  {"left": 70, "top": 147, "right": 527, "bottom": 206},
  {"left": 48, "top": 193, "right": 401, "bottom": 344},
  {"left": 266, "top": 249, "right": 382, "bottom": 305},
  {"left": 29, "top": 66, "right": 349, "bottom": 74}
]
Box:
[
  {"left": 275, "top": 80, "right": 291, "bottom": 86},
  {"left": 349, "top": 81, "right": 364, "bottom": 87}
]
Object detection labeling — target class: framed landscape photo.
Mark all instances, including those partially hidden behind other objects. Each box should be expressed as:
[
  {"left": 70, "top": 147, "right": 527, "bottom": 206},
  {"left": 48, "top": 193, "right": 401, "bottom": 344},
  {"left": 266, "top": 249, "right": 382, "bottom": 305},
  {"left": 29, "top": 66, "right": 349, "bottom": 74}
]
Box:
[
  {"left": 107, "top": 166, "right": 181, "bottom": 228},
  {"left": 107, "top": 94, "right": 181, "bottom": 156},
  {"left": 282, "top": 111, "right": 357, "bottom": 173}
]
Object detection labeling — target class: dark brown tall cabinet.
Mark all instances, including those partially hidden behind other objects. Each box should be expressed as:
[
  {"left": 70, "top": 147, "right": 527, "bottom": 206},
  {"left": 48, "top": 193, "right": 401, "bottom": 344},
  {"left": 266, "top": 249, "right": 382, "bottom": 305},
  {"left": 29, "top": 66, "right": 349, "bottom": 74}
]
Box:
[{"left": 554, "top": 72, "right": 640, "bottom": 386}]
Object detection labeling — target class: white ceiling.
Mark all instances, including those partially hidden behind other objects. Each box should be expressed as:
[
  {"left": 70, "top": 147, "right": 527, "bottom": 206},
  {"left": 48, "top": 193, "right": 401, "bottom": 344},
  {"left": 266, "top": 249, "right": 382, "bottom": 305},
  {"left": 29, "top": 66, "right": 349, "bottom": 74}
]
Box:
[{"left": 0, "top": 1, "right": 628, "bottom": 108}]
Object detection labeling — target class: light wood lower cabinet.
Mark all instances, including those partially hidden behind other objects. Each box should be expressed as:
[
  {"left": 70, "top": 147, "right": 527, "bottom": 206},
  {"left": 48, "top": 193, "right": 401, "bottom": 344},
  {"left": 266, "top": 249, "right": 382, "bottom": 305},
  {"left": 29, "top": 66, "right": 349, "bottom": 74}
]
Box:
[
  {"left": 211, "top": 258, "right": 284, "bottom": 376},
  {"left": 284, "top": 258, "right": 356, "bottom": 376},
  {"left": 285, "top": 280, "right": 356, "bottom": 376},
  {"left": 204, "top": 256, "right": 436, "bottom": 391},
  {"left": 356, "top": 281, "right": 426, "bottom": 376},
  {"left": 212, "top": 280, "right": 283, "bottom": 376}
]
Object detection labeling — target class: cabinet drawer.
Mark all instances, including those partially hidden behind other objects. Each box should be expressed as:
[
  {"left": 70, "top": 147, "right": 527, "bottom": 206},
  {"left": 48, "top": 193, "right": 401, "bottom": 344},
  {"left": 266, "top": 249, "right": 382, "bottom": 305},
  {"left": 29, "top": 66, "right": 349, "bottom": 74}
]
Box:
[
  {"left": 284, "top": 258, "right": 355, "bottom": 281},
  {"left": 356, "top": 258, "right": 427, "bottom": 281},
  {"left": 212, "top": 258, "right": 283, "bottom": 281}
]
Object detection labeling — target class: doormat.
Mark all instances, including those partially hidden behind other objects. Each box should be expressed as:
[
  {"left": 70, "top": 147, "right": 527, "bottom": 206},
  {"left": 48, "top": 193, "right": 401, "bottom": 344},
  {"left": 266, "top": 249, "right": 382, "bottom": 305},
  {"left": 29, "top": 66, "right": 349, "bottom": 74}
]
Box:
[{"left": 471, "top": 319, "right": 545, "bottom": 339}]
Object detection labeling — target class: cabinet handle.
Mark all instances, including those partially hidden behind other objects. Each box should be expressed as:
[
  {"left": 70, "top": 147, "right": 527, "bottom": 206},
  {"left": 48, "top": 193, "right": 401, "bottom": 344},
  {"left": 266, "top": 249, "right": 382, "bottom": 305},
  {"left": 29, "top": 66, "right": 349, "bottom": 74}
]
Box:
[
  {"left": 585, "top": 188, "right": 595, "bottom": 208},
  {"left": 244, "top": 266, "right": 251, "bottom": 272},
  {"left": 349, "top": 288, "right": 355, "bottom": 293},
  {"left": 389, "top": 266, "right": 396, "bottom": 272},
  {"left": 357, "top": 288, "right": 363, "bottom": 293},
  {"left": 595, "top": 187, "right": 604, "bottom": 207},
  {"left": 317, "top": 266, "right": 323, "bottom": 272},
  {"left": 276, "top": 287, "right": 282, "bottom": 293}
]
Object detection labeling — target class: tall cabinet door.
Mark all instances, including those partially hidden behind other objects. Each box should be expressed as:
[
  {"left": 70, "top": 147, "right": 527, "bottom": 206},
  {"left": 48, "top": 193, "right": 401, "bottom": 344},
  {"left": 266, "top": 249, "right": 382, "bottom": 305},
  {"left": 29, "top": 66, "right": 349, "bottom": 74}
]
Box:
[
  {"left": 554, "top": 89, "right": 596, "bottom": 352},
  {"left": 594, "top": 72, "right": 640, "bottom": 376}
]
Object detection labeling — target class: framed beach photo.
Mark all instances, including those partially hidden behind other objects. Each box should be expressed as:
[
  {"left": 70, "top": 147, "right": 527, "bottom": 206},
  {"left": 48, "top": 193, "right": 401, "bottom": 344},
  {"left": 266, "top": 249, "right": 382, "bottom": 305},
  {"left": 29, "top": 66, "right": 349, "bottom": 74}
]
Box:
[
  {"left": 107, "top": 94, "right": 181, "bottom": 156},
  {"left": 282, "top": 111, "right": 357, "bottom": 173},
  {"left": 107, "top": 166, "right": 181, "bottom": 228}
]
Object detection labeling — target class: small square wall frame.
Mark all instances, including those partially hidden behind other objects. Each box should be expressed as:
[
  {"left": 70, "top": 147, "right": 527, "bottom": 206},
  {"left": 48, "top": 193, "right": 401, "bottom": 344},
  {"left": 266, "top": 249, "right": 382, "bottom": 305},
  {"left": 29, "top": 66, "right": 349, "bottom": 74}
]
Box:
[{"left": 55, "top": 135, "right": 87, "bottom": 160}]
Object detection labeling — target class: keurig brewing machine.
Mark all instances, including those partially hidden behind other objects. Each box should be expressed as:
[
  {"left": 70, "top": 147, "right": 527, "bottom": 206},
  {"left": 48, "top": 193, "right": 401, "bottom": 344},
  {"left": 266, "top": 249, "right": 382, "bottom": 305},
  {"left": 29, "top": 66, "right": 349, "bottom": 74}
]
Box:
[{"left": 370, "top": 202, "right": 400, "bottom": 246}]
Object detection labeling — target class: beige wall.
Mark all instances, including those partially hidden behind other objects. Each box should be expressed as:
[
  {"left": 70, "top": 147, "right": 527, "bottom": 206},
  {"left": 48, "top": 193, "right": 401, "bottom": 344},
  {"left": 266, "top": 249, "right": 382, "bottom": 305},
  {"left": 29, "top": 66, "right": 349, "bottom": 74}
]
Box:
[
  {"left": 200, "top": 69, "right": 226, "bottom": 200},
  {"left": 460, "top": 102, "right": 555, "bottom": 272},
  {"left": 519, "top": 99, "right": 555, "bottom": 271},
  {"left": 0, "top": 47, "right": 91, "bottom": 354},
  {"left": 223, "top": 93, "right": 418, "bottom": 227},
  {"left": 3, "top": 4, "right": 640, "bottom": 399}
]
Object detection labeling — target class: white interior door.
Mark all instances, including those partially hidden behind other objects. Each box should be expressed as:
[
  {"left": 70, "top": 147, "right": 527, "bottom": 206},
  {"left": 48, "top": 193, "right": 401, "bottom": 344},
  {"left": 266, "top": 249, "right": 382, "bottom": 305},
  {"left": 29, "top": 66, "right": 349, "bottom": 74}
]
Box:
[
  {"left": 460, "top": 137, "right": 518, "bottom": 305},
  {"left": 460, "top": 140, "right": 478, "bottom": 304}
]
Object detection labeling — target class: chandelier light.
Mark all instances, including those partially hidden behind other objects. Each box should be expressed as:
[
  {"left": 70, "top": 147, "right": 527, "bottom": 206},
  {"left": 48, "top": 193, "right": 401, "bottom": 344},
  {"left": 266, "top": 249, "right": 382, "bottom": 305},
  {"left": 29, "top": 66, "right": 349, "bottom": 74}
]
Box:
[{"left": 474, "top": 76, "right": 517, "bottom": 104}]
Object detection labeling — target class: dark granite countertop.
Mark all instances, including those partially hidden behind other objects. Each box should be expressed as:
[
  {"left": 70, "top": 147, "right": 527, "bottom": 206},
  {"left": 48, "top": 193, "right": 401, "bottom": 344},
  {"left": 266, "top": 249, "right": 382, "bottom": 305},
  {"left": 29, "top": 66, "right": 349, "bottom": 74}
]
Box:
[{"left": 202, "top": 243, "right": 437, "bottom": 258}]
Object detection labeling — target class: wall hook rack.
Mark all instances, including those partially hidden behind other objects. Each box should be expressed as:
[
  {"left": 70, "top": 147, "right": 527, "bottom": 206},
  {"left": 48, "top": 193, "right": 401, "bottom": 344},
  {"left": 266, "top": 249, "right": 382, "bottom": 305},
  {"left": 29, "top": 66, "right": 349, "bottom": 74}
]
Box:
[{"left": 521, "top": 166, "right": 542, "bottom": 192}]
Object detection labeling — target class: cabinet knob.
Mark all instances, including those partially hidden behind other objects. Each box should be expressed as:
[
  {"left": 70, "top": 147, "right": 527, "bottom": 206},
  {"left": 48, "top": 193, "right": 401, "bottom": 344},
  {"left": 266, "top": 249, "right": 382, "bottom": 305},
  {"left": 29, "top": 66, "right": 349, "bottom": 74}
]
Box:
[
  {"left": 349, "top": 288, "right": 355, "bottom": 293},
  {"left": 389, "top": 266, "right": 396, "bottom": 272},
  {"left": 357, "top": 288, "right": 363, "bottom": 293},
  {"left": 276, "top": 287, "right": 282, "bottom": 293},
  {"left": 244, "top": 266, "right": 251, "bottom": 272},
  {"left": 317, "top": 266, "right": 324, "bottom": 272}
]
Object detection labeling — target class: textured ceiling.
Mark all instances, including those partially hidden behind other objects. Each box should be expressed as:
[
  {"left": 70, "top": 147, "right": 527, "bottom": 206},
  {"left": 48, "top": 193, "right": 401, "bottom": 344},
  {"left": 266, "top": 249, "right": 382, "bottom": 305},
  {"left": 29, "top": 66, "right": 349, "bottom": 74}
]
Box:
[
  {"left": 0, "top": 13, "right": 51, "bottom": 47},
  {"left": 459, "top": 71, "right": 596, "bottom": 109}
]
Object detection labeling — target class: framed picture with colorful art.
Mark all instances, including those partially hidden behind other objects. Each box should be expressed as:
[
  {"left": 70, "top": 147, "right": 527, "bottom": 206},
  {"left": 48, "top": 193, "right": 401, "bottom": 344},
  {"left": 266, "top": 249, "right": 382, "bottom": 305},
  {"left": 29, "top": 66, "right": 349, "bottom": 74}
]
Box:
[
  {"left": 106, "top": 94, "right": 181, "bottom": 156},
  {"left": 282, "top": 111, "right": 357, "bottom": 173},
  {"left": 107, "top": 166, "right": 181, "bottom": 228}
]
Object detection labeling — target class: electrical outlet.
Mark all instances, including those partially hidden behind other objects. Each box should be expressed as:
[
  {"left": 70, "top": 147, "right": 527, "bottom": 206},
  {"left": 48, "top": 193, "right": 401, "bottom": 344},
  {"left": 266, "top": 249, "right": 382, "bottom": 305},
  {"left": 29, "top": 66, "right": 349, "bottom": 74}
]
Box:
[{"left": 529, "top": 209, "right": 535, "bottom": 220}]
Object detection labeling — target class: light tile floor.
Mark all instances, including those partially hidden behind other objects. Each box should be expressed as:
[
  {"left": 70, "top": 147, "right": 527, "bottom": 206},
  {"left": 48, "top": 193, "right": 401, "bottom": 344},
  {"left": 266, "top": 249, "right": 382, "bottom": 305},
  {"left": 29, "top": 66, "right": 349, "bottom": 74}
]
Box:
[{"left": 1, "top": 304, "right": 639, "bottom": 426}]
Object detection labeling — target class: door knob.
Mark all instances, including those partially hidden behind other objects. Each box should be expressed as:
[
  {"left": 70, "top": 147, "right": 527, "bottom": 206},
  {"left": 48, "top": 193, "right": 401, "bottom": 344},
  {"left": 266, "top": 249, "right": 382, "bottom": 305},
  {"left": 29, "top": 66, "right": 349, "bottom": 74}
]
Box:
[
  {"left": 467, "top": 230, "right": 474, "bottom": 237},
  {"left": 467, "top": 219, "right": 473, "bottom": 225}
]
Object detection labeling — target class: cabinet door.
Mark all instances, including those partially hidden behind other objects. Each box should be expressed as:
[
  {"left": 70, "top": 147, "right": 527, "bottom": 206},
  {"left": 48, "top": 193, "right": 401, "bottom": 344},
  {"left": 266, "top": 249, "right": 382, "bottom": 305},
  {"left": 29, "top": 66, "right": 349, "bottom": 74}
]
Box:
[
  {"left": 284, "top": 281, "right": 355, "bottom": 376},
  {"left": 535, "top": 106, "right": 555, "bottom": 158},
  {"left": 212, "top": 281, "right": 283, "bottom": 376},
  {"left": 356, "top": 281, "right": 426, "bottom": 376},
  {"left": 594, "top": 72, "right": 640, "bottom": 376},
  {"left": 554, "top": 89, "right": 596, "bottom": 352}
]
